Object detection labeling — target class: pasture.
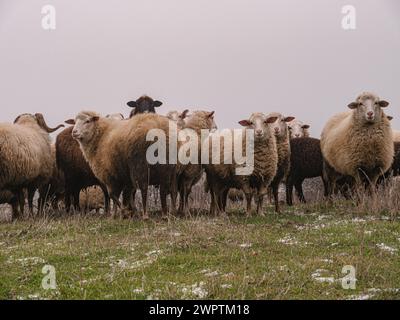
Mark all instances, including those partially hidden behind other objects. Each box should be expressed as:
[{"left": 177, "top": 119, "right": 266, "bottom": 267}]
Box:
[{"left": 1, "top": 190, "right": 399, "bottom": 300}]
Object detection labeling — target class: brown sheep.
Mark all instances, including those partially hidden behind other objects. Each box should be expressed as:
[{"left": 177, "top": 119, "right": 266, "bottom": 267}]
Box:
[
  {"left": 55, "top": 126, "right": 110, "bottom": 213},
  {"left": 69, "top": 112, "right": 178, "bottom": 219}
]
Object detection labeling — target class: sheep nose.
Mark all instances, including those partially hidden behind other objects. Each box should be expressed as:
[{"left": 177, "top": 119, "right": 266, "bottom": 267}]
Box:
[
  {"left": 367, "top": 112, "right": 374, "bottom": 117},
  {"left": 295, "top": 134, "right": 300, "bottom": 138},
  {"left": 274, "top": 127, "right": 280, "bottom": 133},
  {"left": 255, "top": 129, "right": 263, "bottom": 135}
]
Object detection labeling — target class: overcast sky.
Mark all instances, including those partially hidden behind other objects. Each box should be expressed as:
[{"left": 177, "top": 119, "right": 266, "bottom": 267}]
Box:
[{"left": 0, "top": 0, "right": 399, "bottom": 137}]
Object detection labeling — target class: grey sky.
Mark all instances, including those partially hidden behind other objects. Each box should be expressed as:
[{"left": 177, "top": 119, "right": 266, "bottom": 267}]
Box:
[{"left": 0, "top": 0, "right": 399, "bottom": 137}]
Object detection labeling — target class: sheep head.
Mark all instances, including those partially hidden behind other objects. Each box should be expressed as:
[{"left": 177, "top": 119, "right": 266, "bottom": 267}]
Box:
[
  {"left": 106, "top": 113, "right": 124, "bottom": 120},
  {"left": 127, "top": 95, "right": 163, "bottom": 118},
  {"left": 184, "top": 110, "right": 217, "bottom": 132},
  {"left": 68, "top": 111, "right": 100, "bottom": 144},
  {"left": 288, "top": 120, "right": 310, "bottom": 138},
  {"left": 348, "top": 92, "right": 389, "bottom": 124},
  {"left": 267, "top": 112, "right": 295, "bottom": 139},
  {"left": 239, "top": 113, "right": 277, "bottom": 140},
  {"left": 14, "top": 113, "right": 64, "bottom": 133}
]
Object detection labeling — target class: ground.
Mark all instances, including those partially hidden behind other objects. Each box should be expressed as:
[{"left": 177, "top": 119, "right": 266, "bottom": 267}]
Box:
[{"left": 0, "top": 201, "right": 399, "bottom": 300}]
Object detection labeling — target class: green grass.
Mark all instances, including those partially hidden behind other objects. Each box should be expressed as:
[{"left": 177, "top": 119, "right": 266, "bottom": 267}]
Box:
[{"left": 0, "top": 203, "right": 399, "bottom": 300}]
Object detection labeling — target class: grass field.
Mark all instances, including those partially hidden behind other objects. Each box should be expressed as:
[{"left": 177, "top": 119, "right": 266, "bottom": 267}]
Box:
[{"left": 0, "top": 200, "right": 399, "bottom": 300}]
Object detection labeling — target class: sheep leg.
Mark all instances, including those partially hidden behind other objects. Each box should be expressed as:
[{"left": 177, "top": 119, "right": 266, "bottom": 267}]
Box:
[
  {"left": 138, "top": 183, "right": 149, "bottom": 220},
  {"left": 16, "top": 190, "right": 25, "bottom": 219},
  {"left": 64, "top": 189, "right": 72, "bottom": 213},
  {"left": 72, "top": 190, "right": 81, "bottom": 213},
  {"left": 256, "top": 194, "right": 264, "bottom": 216},
  {"left": 100, "top": 185, "right": 111, "bottom": 215},
  {"left": 295, "top": 182, "right": 306, "bottom": 203},
  {"left": 245, "top": 193, "right": 253, "bottom": 216},
  {"left": 160, "top": 185, "right": 168, "bottom": 218},
  {"left": 286, "top": 179, "right": 294, "bottom": 206},
  {"left": 27, "top": 187, "right": 35, "bottom": 217}
]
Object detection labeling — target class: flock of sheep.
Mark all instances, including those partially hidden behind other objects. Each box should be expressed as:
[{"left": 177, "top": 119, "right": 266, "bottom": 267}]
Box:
[{"left": 1, "top": 92, "right": 399, "bottom": 221}]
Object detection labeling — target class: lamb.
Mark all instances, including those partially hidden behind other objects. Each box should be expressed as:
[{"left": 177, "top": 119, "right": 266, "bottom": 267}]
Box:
[
  {"left": 205, "top": 113, "right": 278, "bottom": 216},
  {"left": 80, "top": 186, "right": 105, "bottom": 213},
  {"left": 127, "top": 95, "right": 163, "bottom": 118},
  {"left": 175, "top": 110, "right": 217, "bottom": 214},
  {"left": 264, "top": 113, "right": 294, "bottom": 212},
  {"left": 321, "top": 92, "right": 393, "bottom": 195},
  {"left": 69, "top": 112, "right": 178, "bottom": 219},
  {"left": 0, "top": 113, "right": 64, "bottom": 219},
  {"left": 288, "top": 120, "right": 310, "bottom": 138}
]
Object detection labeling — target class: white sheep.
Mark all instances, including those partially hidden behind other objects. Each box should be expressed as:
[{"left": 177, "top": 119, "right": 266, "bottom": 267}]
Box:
[
  {"left": 205, "top": 113, "right": 278, "bottom": 216},
  {"left": 321, "top": 92, "right": 393, "bottom": 194}
]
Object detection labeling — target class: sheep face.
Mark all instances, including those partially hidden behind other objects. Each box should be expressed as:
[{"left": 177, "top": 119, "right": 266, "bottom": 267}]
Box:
[
  {"left": 267, "top": 113, "right": 295, "bottom": 139},
  {"left": 166, "top": 110, "right": 189, "bottom": 129},
  {"left": 348, "top": 92, "right": 389, "bottom": 124},
  {"left": 127, "top": 95, "right": 163, "bottom": 118},
  {"left": 239, "top": 113, "right": 277, "bottom": 141},
  {"left": 288, "top": 120, "right": 310, "bottom": 138},
  {"left": 70, "top": 113, "right": 100, "bottom": 144}
]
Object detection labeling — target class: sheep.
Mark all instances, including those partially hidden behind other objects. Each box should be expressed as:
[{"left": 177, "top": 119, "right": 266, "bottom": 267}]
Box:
[
  {"left": 205, "top": 113, "right": 278, "bottom": 216},
  {"left": 69, "top": 112, "right": 178, "bottom": 219},
  {"left": 264, "top": 113, "right": 295, "bottom": 212},
  {"left": 55, "top": 126, "right": 111, "bottom": 213},
  {"left": 127, "top": 95, "right": 163, "bottom": 118},
  {"left": 321, "top": 92, "right": 393, "bottom": 195},
  {"left": 175, "top": 110, "right": 217, "bottom": 215},
  {"left": 79, "top": 186, "right": 105, "bottom": 213},
  {"left": 288, "top": 119, "right": 310, "bottom": 138},
  {"left": 285, "top": 137, "right": 324, "bottom": 205},
  {"left": 0, "top": 113, "right": 64, "bottom": 219},
  {"left": 166, "top": 110, "right": 189, "bottom": 129}
]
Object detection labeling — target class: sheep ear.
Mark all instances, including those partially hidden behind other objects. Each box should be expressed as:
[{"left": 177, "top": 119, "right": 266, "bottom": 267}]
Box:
[
  {"left": 238, "top": 120, "right": 251, "bottom": 127},
  {"left": 348, "top": 102, "right": 359, "bottom": 109},
  {"left": 302, "top": 124, "right": 310, "bottom": 129},
  {"left": 91, "top": 116, "right": 100, "bottom": 122},
  {"left": 208, "top": 111, "right": 215, "bottom": 118},
  {"left": 378, "top": 100, "right": 389, "bottom": 108},
  {"left": 127, "top": 101, "right": 137, "bottom": 108},
  {"left": 284, "top": 116, "right": 295, "bottom": 122},
  {"left": 65, "top": 119, "right": 75, "bottom": 125},
  {"left": 153, "top": 100, "right": 163, "bottom": 108},
  {"left": 265, "top": 116, "right": 278, "bottom": 124}
]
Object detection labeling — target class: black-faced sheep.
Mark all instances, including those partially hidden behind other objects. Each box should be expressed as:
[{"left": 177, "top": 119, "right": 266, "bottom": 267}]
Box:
[
  {"left": 127, "top": 95, "right": 163, "bottom": 118},
  {"left": 0, "top": 113, "right": 64, "bottom": 219},
  {"left": 205, "top": 113, "right": 278, "bottom": 216},
  {"left": 70, "top": 112, "right": 178, "bottom": 219},
  {"left": 321, "top": 92, "right": 394, "bottom": 195}
]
